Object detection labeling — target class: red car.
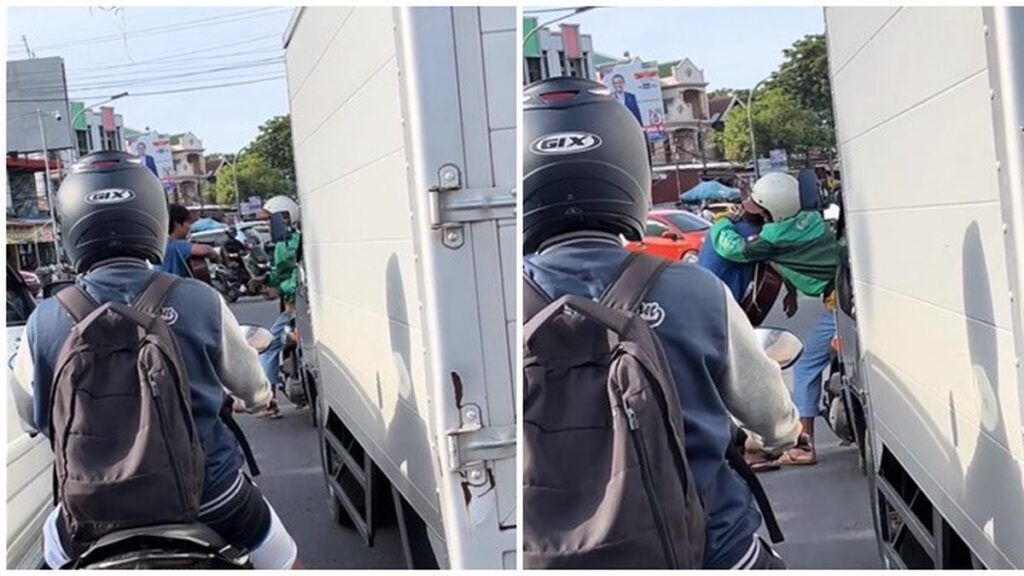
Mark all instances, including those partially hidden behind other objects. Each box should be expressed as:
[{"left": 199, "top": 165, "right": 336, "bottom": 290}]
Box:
[{"left": 626, "top": 210, "right": 711, "bottom": 263}]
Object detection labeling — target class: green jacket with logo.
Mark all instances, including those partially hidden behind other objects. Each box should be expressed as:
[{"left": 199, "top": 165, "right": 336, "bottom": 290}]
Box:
[
  {"left": 268, "top": 230, "right": 301, "bottom": 304},
  {"left": 709, "top": 211, "right": 839, "bottom": 297}
]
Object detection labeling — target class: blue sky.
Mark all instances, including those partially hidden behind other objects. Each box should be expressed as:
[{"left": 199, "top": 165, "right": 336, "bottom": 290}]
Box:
[
  {"left": 8, "top": 7, "right": 825, "bottom": 152},
  {"left": 7, "top": 6, "right": 293, "bottom": 153},
  {"left": 533, "top": 7, "right": 826, "bottom": 90}
]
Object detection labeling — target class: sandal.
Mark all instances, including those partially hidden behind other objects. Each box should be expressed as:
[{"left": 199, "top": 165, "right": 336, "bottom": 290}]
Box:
[
  {"left": 258, "top": 405, "right": 283, "bottom": 419},
  {"left": 775, "top": 434, "right": 817, "bottom": 466},
  {"left": 748, "top": 455, "right": 782, "bottom": 473}
]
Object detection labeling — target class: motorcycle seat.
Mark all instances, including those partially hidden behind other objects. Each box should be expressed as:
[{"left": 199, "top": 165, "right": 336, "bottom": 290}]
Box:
[{"left": 72, "top": 522, "right": 251, "bottom": 569}]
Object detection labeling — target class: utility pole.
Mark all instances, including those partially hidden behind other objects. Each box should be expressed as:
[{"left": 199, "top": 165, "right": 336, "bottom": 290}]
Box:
[
  {"left": 36, "top": 109, "right": 60, "bottom": 265},
  {"left": 22, "top": 35, "right": 33, "bottom": 58}
]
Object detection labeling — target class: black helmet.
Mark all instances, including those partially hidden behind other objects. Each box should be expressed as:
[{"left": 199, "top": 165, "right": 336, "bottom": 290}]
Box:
[
  {"left": 523, "top": 76, "right": 651, "bottom": 253},
  {"left": 57, "top": 151, "right": 168, "bottom": 272}
]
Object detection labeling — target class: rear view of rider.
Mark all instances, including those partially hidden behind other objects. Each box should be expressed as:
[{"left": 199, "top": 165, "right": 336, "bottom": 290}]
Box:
[
  {"left": 522, "top": 78, "right": 800, "bottom": 569},
  {"left": 10, "top": 151, "right": 300, "bottom": 569}
]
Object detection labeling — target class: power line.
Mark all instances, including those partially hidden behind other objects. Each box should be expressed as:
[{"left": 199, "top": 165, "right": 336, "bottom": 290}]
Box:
[
  {"left": 61, "top": 34, "right": 281, "bottom": 71},
  {"left": 15, "top": 57, "right": 285, "bottom": 92},
  {"left": 63, "top": 50, "right": 284, "bottom": 82},
  {"left": 8, "top": 73, "right": 287, "bottom": 103},
  {"left": 71, "top": 75, "right": 285, "bottom": 98},
  {"left": 23, "top": 8, "right": 289, "bottom": 52}
]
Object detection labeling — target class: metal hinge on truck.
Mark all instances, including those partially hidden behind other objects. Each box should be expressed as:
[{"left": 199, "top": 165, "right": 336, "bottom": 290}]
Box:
[
  {"left": 446, "top": 403, "right": 515, "bottom": 486},
  {"left": 428, "top": 163, "right": 516, "bottom": 249}
]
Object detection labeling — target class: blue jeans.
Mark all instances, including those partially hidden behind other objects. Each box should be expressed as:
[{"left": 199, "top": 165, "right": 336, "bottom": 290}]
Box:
[
  {"left": 792, "top": 310, "right": 836, "bottom": 419},
  {"left": 260, "top": 311, "right": 292, "bottom": 386}
]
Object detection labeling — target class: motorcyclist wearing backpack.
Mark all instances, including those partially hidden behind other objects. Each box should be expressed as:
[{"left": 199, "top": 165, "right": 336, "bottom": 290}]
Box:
[
  {"left": 522, "top": 77, "right": 800, "bottom": 569},
  {"left": 9, "top": 151, "right": 301, "bottom": 569}
]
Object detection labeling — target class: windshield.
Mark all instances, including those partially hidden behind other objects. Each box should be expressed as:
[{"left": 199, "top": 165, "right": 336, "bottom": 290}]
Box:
[{"left": 661, "top": 212, "right": 711, "bottom": 233}]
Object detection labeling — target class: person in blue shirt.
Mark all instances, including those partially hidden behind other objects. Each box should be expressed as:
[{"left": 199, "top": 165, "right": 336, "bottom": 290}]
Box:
[
  {"left": 697, "top": 215, "right": 761, "bottom": 302},
  {"left": 161, "top": 203, "right": 218, "bottom": 278}
]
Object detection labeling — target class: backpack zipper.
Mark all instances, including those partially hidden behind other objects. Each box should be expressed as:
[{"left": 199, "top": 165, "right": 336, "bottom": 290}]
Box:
[
  {"left": 147, "top": 373, "right": 190, "bottom": 509},
  {"left": 619, "top": 392, "right": 679, "bottom": 568}
]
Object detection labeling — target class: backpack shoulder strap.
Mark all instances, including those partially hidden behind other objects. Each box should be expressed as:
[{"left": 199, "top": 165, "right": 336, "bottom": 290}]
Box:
[
  {"left": 523, "top": 273, "right": 552, "bottom": 321},
  {"left": 133, "top": 273, "right": 181, "bottom": 316},
  {"left": 55, "top": 285, "right": 100, "bottom": 323},
  {"left": 599, "top": 252, "right": 671, "bottom": 313}
]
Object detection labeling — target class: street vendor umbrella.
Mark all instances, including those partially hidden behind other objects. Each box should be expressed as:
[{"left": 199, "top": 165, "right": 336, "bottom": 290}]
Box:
[
  {"left": 680, "top": 180, "right": 741, "bottom": 203},
  {"left": 190, "top": 217, "right": 226, "bottom": 233}
]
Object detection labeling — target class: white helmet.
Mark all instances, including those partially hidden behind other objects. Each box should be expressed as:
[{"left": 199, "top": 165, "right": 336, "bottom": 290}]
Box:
[
  {"left": 263, "top": 195, "right": 300, "bottom": 224},
  {"left": 749, "top": 172, "right": 801, "bottom": 221}
]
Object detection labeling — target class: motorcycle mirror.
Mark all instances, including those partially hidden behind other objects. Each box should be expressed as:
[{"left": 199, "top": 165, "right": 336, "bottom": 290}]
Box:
[
  {"left": 755, "top": 327, "right": 804, "bottom": 370},
  {"left": 241, "top": 325, "right": 274, "bottom": 352}
]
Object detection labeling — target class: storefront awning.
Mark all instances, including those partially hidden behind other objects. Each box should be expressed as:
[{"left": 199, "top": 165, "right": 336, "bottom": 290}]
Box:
[{"left": 7, "top": 220, "right": 55, "bottom": 244}]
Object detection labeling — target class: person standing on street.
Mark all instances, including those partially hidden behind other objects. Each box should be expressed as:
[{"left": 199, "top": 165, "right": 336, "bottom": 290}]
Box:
[
  {"left": 10, "top": 151, "right": 301, "bottom": 569},
  {"left": 709, "top": 172, "right": 840, "bottom": 468},
  {"left": 523, "top": 77, "right": 799, "bottom": 569},
  {"left": 161, "top": 203, "right": 219, "bottom": 279}
]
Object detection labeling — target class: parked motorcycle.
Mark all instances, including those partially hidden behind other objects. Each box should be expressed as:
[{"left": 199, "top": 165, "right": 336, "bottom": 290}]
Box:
[{"left": 64, "top": 325, "right": 271, "bottom": 569}]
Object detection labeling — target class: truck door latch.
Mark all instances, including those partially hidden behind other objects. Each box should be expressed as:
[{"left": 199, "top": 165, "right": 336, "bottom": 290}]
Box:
[{"left": 446, "top": 403, "right": 515, "bottom": 485}]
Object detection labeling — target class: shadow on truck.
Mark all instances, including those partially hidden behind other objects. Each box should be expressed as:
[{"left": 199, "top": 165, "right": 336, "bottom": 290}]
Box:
[
  {"left": 295, "top": 254, "right": 440, "bottom": 568},
  {"left": 835, "top": 219, "right": 1021, "bottom": 569}
]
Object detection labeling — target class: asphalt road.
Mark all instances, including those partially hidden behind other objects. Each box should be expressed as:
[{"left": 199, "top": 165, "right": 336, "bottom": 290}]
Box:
[
  {"left": 757, "top": 296, "right": 883, "bottom": 569},
  {"left": 228, "top": 298, "right": 405, "bottom": 569}
]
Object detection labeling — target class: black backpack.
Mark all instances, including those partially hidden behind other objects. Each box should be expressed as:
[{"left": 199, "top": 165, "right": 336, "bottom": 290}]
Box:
[
  {"left": 51, "top": 273, "right": 205, "bottom": 544},
  {"left": 523, "top": 253, "right": 707, "bottom": 569}
]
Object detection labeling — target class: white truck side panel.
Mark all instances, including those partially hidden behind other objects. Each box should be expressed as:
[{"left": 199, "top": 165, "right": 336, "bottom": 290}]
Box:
[
  {"left": 393, "top": 7, "right": 516, "bottom": 567},
  {"left": 828, "top": 7, "right": 1024, "bottom": 567},
  {"left": 285, "top": 6, "right": 515, "bottom": 568},
  {"left": 285, "top": 3, "right": 442, "bottom": 544}
]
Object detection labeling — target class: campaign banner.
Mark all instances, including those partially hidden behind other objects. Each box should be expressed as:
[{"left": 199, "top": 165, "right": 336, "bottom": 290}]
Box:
[
  {"left": 127, "top": 133, "right": 175, "bottom": 184},
  {"left": 601, "top": 58, "right": 667, "bottom": 141}
]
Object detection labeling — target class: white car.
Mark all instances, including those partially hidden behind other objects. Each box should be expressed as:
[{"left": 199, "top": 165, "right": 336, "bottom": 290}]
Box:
[{"left": 6, "top": 266, "right": 51, "bottom": 568}]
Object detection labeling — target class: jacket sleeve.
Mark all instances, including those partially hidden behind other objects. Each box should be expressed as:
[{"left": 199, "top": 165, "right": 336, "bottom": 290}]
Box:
[
  {"left": 215, "top": 297, "right": 274, "bottom": 412},
  {"left": 715, "top": 286, "right": 801, "bottom": 455},
  {"left": 710, "top": 218, "right": 781, "bottom": 264},
  {"left": 12, "top": 327, "right": 39, "bottom": 435}
]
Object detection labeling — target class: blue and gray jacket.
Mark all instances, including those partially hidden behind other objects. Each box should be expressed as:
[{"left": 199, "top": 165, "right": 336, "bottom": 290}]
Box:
[
  {"left": 525, "top": 232, "right": 800, "bottom": 569},
  {"left": 12, "top": 259, "right": 273, "bottom": 504}
]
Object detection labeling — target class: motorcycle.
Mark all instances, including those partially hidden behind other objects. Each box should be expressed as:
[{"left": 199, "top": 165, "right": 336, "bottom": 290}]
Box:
[
  {"left": 276, "top": 318, "right": 311, "bottom": 415},
  {"left": 65, "top": 325, "right": 273, "bottom": 569}
]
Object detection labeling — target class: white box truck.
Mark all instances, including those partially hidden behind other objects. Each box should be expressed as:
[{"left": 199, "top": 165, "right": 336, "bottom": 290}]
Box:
[
  {"left": 283, "top": 7, "right": 516, "bottom": 569},
  {"left": 827, "top": 7, "right": 1024, "bottom": 568}
]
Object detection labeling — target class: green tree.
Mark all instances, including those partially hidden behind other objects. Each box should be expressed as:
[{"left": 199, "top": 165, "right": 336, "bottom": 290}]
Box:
[
  {"left": 249, "top": 115, "right": 295, "bottom": 183},
  {"left": 766, "top": 34, "right": 834, "bottom": 130},
  {"left": 720, "top": 87, "right": 827, "bottom": 165},
  {"left": 213, "top": 153, "right": 295, "bottom": 205}
]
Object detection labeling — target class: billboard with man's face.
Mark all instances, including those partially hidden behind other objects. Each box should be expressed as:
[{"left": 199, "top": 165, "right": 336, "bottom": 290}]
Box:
[
  {"left": 601, "top": 58, "right": 667, "bottom": 141},
  {"left": 127, "top": 133, "right": 174, "bottom": 184}
]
